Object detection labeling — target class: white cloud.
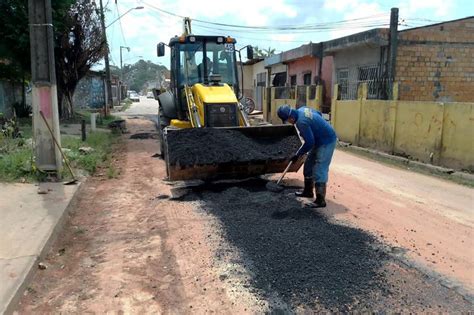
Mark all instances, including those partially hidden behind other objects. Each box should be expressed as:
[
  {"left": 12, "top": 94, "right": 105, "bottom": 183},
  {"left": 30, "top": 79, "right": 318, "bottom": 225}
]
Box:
[
  {"left": 102, "top": 0, "right": 466, "bottom": 68},
  {"left": 398, "top": 0, "right": 454, "bottom": 18},
  {"left": 270, "top": 34, "right": 298, "bottom": 42},
  {"left": 106, "top": 0, "right": 300, "bottom": 66},
  {"left": 323, "top": 0, "right": 387, "bottom": 39}
]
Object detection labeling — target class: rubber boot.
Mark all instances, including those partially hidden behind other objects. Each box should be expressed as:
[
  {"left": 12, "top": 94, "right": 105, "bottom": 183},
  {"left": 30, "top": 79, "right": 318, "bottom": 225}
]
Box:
[
  {"left": 314, "top": 183, "right": 327, "bottom": 208},
  {"left": 295, "top": 178, "right": 314, "bottom": 198}
]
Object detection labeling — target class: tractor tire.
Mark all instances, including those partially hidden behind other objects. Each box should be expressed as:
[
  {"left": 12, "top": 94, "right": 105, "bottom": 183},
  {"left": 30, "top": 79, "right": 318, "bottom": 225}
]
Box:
[{"left": 158, "top": 105, "right": 171, "bottom": 159}]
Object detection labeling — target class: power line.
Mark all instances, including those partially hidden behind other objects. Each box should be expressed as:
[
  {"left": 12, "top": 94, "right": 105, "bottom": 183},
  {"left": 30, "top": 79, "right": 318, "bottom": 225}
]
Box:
[
  {"left": 116, "top": 4, "right": 128, "bottom": 46},
  {"left": 142, "top": 2, "right": 390, "bottom": 31},
  {"left": 191, "top": 25, "right": 312, "bottom": 43},
  {"left": 192, "top": 21, "right": 390, "bottom": 34}
]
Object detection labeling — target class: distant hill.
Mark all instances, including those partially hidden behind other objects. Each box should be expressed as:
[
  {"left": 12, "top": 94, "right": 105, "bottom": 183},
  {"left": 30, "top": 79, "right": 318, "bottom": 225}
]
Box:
[{"left": 121, "top": 60, "right": 170, "bottom": 92}]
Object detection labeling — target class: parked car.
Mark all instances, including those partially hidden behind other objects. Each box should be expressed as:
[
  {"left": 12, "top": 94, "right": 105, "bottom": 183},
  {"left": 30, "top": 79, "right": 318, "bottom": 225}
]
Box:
[
  {"left": 146, "top": 91, "right": 154, "bottom": 99},
  {"left": 129, "top": 93, "right": 140, "bottom": 102}
]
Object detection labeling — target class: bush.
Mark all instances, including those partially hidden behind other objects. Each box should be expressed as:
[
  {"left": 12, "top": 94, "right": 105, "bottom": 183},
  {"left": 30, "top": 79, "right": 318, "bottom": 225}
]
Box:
[{"left": 12, "top": 102, "right": 32, "bottom": 118}]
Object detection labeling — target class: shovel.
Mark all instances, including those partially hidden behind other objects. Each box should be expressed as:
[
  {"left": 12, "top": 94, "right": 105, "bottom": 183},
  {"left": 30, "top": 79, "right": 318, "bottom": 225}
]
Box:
[
  {"left": 39, "top": 111, "right": 78, "bottom": 185},
  {"left": 265, "top": 160, "right": 293, "bottom": 193}
]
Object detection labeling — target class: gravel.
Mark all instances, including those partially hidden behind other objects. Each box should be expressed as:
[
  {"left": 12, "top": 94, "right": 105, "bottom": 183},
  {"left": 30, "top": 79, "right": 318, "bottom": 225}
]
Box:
[
  {"left": 166, "top": 128, "right": 301, "bottom": 167},
  {"left": 178, "top": 179, "right": 474, "bottom": 312},
  {"left": 182, "top": 179, "right": 388, "bottom": 311}
]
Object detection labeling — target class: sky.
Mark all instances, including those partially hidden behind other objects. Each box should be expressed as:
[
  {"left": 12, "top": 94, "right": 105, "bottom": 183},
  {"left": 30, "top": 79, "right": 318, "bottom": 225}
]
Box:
[{"left": 101, "top": 0, "right": 473, "bottom": 69}]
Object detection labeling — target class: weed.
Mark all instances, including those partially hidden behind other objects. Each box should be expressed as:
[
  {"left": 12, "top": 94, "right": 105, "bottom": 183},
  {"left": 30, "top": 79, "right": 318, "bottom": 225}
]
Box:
[
  {"left": 74, "top": 110, "right": 119, "bottom": 127},
  {"left": 0, "top": 136, "right": 47, "bottom": 182},
  {"left": 119, "top": 99, "right": 133, "bottom": 112},
  {"left": 61, "top": 132, "right": 117, "bottom": 176},
  {"left": 106, "top": 164, "right": 119, "bottom": 179},
  {"left": 0, "top": 118, "right": 118, "bottom": 182}
]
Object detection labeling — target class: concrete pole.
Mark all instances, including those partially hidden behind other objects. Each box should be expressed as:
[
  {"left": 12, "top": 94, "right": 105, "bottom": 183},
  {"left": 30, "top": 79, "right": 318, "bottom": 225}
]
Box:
[
  {"left": 28, "top": 0, "right": 62, "bottom": 172},
  {"left": 387, "top": 7, "right": 399, "bottom": 99},
  {"left": 99, "top": 0, "right": 112, "bottom": 116},
  {"left": 119, "top": 46, "right": 130, "bottom": 103}
]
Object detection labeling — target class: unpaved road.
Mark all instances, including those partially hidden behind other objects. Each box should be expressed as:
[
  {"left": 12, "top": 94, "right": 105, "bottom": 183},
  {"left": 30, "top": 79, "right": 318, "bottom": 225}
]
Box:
[{"left": 16, "top": 100, "right": 473, "bottom": 313}]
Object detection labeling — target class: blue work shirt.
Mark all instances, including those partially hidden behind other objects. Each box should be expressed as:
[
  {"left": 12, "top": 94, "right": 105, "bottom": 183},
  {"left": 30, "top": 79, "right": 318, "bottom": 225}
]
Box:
[{"left": 294, "top": 106, "right": 337, "bottom": 156}]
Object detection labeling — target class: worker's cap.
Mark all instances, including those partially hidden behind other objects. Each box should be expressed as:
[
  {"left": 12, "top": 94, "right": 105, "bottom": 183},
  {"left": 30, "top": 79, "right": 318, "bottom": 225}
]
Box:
[{"left": 277, "top": 105, "right": 296, "bottom": 123}]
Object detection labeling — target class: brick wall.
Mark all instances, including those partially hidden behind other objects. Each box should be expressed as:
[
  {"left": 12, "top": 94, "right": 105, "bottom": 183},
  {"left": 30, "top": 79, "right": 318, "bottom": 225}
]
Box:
[{"left": 396, "top": 18, "right": 474, "bottom": 102}]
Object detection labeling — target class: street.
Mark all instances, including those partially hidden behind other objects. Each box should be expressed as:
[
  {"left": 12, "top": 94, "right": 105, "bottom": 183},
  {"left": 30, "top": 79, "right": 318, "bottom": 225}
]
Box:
[{"left": 16, "top": 98, "right": 473, "bottom": 313}]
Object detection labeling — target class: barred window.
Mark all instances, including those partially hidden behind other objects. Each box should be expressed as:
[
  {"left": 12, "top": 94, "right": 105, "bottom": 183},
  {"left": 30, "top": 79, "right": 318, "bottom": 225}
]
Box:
[
  {"left": 357, "top": 64, "right": 383, "bottom": 99},
  {"left": 336, "top": 68, "right": 349, "bottom": 99}
]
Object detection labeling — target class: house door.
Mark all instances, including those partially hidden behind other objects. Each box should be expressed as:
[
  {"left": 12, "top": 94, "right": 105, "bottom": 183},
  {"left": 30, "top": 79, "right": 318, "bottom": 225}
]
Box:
[{"left": 254, "top": 72, "right": 266, "bottom": 111}]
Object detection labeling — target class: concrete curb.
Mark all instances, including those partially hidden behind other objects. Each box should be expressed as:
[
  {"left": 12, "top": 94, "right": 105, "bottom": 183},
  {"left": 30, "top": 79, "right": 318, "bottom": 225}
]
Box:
[
  {"left": 337, "top": 141, "right": 474, "bottom": 184},
  {"left": 2, "top": 180, "right": 86, "bottom": 315}
]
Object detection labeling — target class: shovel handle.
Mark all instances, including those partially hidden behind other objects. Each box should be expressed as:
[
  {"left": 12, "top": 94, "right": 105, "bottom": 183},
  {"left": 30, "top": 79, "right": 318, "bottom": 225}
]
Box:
[
  {"left": 276, "top": 160, "right": 293, "bottom": 185},
  {"left": 39, "top": 111, "right": 76, "bottom": 179}
]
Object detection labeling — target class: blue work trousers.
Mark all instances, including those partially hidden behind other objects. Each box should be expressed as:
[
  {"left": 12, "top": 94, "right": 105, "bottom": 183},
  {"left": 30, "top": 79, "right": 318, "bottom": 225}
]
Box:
[{"left": 303, "top": 140, "right": 336, "bottom": 183}]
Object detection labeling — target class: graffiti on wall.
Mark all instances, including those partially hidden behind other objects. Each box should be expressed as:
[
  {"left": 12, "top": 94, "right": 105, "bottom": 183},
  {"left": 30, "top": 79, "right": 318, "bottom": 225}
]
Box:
[{"left": 73, "top": 74, "right": 105, "bottom": 109}]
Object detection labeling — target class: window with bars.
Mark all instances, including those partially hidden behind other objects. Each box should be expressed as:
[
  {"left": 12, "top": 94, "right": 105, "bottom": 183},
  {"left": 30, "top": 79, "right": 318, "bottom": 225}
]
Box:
[
  {"left": 256, "top": 72, "right": 266, "bottom": 87},
  {"left": 290, "top": 75, "right": 297, "bottom": 86},
  {"left": 303, "top": 72, "right": 312, "bottom": 85},
  {"left": 336, "top": 68, "right": 349, "bottom": 99},
  {"left": 357, "top": 64, "right": 382, "bottom": 99}
]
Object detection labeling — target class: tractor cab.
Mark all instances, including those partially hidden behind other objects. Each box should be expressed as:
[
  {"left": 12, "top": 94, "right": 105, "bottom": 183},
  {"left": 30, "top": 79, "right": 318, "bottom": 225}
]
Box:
[{"left": 158, "top": 35, "right": 249, "bottom": 124}]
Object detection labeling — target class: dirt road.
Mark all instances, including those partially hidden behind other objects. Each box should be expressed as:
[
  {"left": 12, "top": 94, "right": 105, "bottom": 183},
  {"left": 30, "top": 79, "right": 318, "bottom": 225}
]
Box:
[{"left": 16, "top": 106, "right": 473, "bottom": 312}]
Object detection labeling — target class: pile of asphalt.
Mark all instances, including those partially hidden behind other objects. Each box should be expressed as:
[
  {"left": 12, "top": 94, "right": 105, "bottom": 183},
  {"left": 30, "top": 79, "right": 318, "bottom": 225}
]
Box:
[
  {"left": 182, "top": 179, "right": 389, "bottom": 311},
  {"left": 166, "top": 128, "right": 301, "bottom": 167},
  {"left": 130, "top": 132, "right": 158, "bottom": 139}
]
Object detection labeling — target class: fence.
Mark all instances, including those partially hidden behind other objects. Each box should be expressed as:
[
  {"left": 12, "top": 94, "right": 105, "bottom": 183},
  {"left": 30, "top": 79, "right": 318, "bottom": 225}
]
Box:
[
  {"left": 263, "top": 85, "right": 323, "bottom": 124},
  {"left": 336, "top": 63, "right": 392, "bottom": 100},
  {"left": 331, "top": 83, "right": 474, "bottom": 171}
]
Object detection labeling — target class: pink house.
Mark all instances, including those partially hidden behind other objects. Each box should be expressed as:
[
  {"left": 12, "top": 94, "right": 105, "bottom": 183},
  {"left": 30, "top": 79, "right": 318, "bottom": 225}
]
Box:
[{"left": 282, "top": 43, "right": 333, "bottom": 112}]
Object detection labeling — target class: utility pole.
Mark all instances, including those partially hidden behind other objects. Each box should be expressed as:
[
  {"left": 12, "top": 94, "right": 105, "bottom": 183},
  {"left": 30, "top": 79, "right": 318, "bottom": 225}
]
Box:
[
  {"left": 387, "top": 7, "right": 399, "bottom": 99},
  {"left": 119, "top": 46, "right": 129, "bottom": 105},
  {"left": 120, "top": 46, "right": 130, "bottom": 82},
  {"left": 28, "top": 0, "right": 62, "bottom": 172},
  {"left": 99, "top": 0, "right": 112, "bottom": 116}
]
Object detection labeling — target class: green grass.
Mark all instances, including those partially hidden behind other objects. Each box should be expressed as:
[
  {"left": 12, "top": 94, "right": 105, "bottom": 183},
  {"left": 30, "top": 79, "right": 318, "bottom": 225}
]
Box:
[
  {"left": 119, "top": 99, "right": 133, "bottom": 112},
  {"left": 61, "top": 132, "right": 118, "bottom": 175},
  {"left": 0, "top": 118, "right": 118, "bottom": 182},
  {"left": 67, "top": 110, "right": 120, "bottom": 128},
  {"left": 0, "top": 137, "right": 39, "bottom": 182}
]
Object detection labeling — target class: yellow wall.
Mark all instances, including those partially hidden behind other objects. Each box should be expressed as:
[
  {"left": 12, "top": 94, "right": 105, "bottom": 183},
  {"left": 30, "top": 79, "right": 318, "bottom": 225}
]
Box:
[
  {"left": 359, "top": 100, "right": 397, "bottom": 152},
  {"left": 393, "top": 101, "right": 444, "bottom": 163},
  {"left": 267, "top": 86, "right": 322, "bottom": 125},
  {"left": 332, "top": 83, "right": 474, "bottom": 170},
  {"left": 333, "top": 100, "right": 360, "bottom": 144},
  {"left": 440, "top": 103, "right": 474, "bottom": 170}
]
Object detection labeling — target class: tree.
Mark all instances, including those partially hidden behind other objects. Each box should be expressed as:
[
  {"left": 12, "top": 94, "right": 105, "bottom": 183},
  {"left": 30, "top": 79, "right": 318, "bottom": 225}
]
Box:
[
  {"left": 55, "top": 0, "right": 107, "bottom": 118},
  {"left": 0, "top": 0, "right": 105, "bottom": 119},
  {"left": 253, "top": 46, "right": 276, "bottom": 58},
  {"left": 0, "top": 0, "right": 29, "bottom": 82},
  {"left": 0, "top": 0, "right": 74, "bottom": 111},
  {"left": 263, "top": 47, "right": 276, "bottom": 56},
  {"left": 123, "top": 60, "right": 169, "bottom": 92}
]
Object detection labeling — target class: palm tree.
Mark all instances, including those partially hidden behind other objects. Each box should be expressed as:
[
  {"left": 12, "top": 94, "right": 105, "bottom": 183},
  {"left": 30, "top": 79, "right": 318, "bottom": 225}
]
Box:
[
  {"left": 263, "top": 47, "right": 276, "bottom": 56},
  {"left": 253, "top": 46, "right": 276, "bottom": 58}
]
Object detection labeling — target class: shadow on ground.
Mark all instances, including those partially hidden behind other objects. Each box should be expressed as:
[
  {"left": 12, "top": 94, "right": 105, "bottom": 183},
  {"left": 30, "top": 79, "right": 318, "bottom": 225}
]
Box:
[{"left": 181, "top": 178, "right": 389, "bottom": 311}]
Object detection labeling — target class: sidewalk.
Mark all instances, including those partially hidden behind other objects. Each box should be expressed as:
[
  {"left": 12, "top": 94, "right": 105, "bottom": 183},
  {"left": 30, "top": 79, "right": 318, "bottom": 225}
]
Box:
[{"left": 0, "top": 182, "right": 81, "bottom": 314}]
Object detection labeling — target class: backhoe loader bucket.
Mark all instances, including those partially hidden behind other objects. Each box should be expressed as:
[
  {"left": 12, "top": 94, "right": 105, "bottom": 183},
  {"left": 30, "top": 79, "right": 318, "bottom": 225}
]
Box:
[{"left": 163, "top": 125, "right": 305, "bottom": 181}]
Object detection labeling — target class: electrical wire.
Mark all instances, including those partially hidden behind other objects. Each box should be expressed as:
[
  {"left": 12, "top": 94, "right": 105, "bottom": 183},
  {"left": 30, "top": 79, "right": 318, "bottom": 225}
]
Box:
[
  {"left": 116, "top": 4, "right": 128, "bottom": 46},
  {"left": 142, "top": 2, "right": 390, "bottom": 31}
]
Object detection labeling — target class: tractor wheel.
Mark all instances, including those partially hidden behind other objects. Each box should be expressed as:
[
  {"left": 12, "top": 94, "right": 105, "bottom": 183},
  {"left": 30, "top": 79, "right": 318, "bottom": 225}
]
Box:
[{"left": 158, "top": 106, "right": 171, "bottom": 159}]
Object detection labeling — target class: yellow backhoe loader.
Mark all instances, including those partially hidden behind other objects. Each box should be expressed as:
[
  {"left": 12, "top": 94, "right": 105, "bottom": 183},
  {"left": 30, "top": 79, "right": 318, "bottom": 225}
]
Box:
[{"left": 155, "top": 18, "right": 304, "bottom": 181}]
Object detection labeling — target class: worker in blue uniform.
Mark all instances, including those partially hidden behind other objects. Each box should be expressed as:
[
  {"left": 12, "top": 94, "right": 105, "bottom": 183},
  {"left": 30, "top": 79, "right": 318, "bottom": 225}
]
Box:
[{"left": 277, "top": 105, "right": 337, "bottom": 208}]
